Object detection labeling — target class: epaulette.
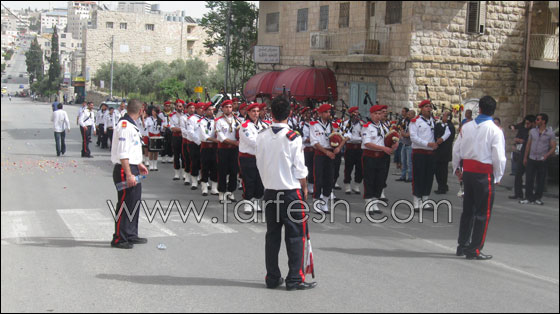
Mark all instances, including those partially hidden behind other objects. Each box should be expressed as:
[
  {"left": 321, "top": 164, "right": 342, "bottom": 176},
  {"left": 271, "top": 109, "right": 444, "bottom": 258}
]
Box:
[
  {"left": 215, "top": 116, "right": 223, "bottom": 122},
  {"left": 411, "top": 116, "right": 420, "bottom": 123},
  {"left": 310, "top": 121, "right": 318, "bottom": 126},
  {"left": 363, "top": 122, "right": 371, "bottom": 128},
  {"left": 242, "top": 120, "right": 250, "bottom": 128},
  {"left": 360, "top": 120, "right": 366, "bottom": 125},
  {"left": 197, "top": 118, "right": 204, "bottom": 123},
  {"left": 286, "top": 130, "right": 300, "bottom": 141},
  {"left": 121, "top": 121, "right": 128, "bottom": 128},
  {"left": 169, "top": 112, "right": 176, "bottom": 117}
]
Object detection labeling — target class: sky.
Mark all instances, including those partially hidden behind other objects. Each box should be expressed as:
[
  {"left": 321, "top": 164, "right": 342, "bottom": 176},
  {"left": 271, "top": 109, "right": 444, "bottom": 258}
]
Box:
[{"left": 1, "top": 1, "right": 248, "bottom": 19}]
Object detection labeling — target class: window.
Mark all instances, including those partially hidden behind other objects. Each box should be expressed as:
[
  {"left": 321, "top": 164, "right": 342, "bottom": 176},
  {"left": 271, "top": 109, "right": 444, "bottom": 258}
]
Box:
[
  {"left": 187, "top": 25, "right": 195, "bottom": 34},
  {"left": 466, "top": 1, "right": 487, "bottom": 34},
  {"left": 385, "top": 1, "right": 402, "bottom": 24},
  {"left": 145, "top": 24, "right": 154, "bottom": 31},
  {"left": 297, "top": 8, "right": 308, "bottom": 32},
  {"left": 339, "top": 2, "right": 350, "bottom": 28},
  {"left": 319, "top": 5, "right": 329, "bottom": 31},
  {"left": 120, "top": 23, "right": 127, "bottom": 30},
  {"left": 60, "top": 42, "right": 66, "bottom": 47},
  {"left": 266, "top": 12, "right": 279, "bottom": 33},
  {"left": 106, "top": 22, "right": 113, "bottom": 29},
  {"left": 61, "top": 33, "right": 66, "bottom": 38}
]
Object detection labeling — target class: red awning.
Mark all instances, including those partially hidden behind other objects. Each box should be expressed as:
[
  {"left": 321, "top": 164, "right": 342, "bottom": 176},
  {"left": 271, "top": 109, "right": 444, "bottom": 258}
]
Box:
[
  {"left": 271, "top": 67, "right": 337, "bottom": 102},
  {"left": 243, "top": 71, "right": 281, "bottom": 101}
]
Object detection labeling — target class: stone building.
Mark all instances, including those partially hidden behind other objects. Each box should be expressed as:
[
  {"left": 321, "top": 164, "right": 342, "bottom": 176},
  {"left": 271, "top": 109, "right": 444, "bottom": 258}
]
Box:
[
  {"left": 84, "top": 10, "right": 221, "bottom": 82},
  {"left": 67, "top": 1, "right": 97, "bottom": 41},
  {"left": 40, "top": 9, "right": 68, "bottom": 33},
  {"left": 257, "top": 1, "right": 559, "bottom": 131}
]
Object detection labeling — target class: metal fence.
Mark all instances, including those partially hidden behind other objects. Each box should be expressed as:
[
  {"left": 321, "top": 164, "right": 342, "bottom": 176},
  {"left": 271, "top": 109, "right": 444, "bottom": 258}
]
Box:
[
  {"left": 530, "top": 34, "right": 559, "bottom": 62},
  {"left": 310, "top": 29, "right": 391, "bottom": 56}
]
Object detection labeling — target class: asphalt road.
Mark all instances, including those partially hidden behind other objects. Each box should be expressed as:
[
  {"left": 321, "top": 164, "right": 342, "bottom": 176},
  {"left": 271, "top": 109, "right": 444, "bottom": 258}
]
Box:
[
  {"left": 2, "top": 36, "right": 31, "bottom": 94},
  {"left": 1, "top": 98, "right": 559, "bottom": 312}
]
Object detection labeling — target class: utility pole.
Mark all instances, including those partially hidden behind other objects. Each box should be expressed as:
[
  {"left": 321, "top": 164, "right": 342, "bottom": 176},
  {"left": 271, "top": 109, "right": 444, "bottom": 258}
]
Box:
[
  {"left": 110, "top": 35, "right": 114, "bottom": 99},
  {"left": 224, "top": 1, "right": 232, "bottom": 95}
]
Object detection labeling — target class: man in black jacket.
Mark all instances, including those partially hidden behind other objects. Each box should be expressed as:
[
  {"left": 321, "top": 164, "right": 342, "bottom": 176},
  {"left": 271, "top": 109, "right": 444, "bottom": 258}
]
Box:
[{"left": 434, "top": 111, "right": 456, "bottom": 194}]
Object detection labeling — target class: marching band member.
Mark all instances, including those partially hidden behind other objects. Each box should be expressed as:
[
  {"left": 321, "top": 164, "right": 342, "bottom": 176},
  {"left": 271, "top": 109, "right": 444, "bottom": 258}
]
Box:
[
  {"left": 95, "top": 103, "right": 108, "bottom": 148},
  {"left": 343, "top": 106, "right": 364, "bottom": 195},
  {"left": 181, "top": 102, "right": 196, "bottom": 186},
  {"left": 300, "top": 107, "right": 315, "bottom": 194},
  {"left": 169, "top": 100, "right": 185, "bottom": 180},
  {"left": 238, "top": 102, "right": 247, "bottom": 122},
  {"left": 104, "top": 106, "right": 120, "bottom": 149},
  {"left": 145, "top": 106, "right": 163, "bottom": 171},
  {"left": 139, "top": 106, "right": 149, "bottom": 165},
  {"left": 238, "top": 103, "right": 268, "bottom": 213},
  {"left": 198, "top": 102, "right": 219, "bottom": 196},
  {"left": 410, "top": 100, "right": 450, "bottom": 211},
  {"left": 158, "top": 101, "right": 174, "bottom": 163},
  {"left": 215, "top": 100, "right": 241, "bottom": 201},
  {"left": 186, "top": 103, "right": 204, "bottom": 190},
  {"left": 452, "top": 96, "right": 506, "bottom": 260},
  {"left": 361, "top": 105, "right": 398, "bottom": 213},
  {"left": 79, "top": 102, "right": 96, "bottom": 158}
]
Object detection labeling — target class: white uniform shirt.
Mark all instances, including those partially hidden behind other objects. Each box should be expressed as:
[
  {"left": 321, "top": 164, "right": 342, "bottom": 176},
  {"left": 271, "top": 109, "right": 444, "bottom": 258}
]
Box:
[
  {"left": 180, "top": 114, "right": 190, "bottom": 139},
  {"left": 169, "top": 112, "right": 183, "bottom": 134},
  {"left": 239, "top": 119, "right": 268, "bottom": 155},
  {"left": 120, "top": 109, "right": 127, "bottom": 117},
  {"left": 301, "top": 122, "right": 313, "bottom": 148},
  {"left": 136, "top": 117, "right": 147, "bottom": 137},
  {"left": 79, "top": 108, "right": 96, "bottom": 127},
  {"left": 256, "top": 123, "right": 308, "bottom": 190},
  {"left": 216, "top": 115, "right": 241, "bottom": 143},
  {"left": 111, "top": 118, "right": 143, "bottom": 165},
  {"left": 159, "top": 111, "right": 172, "bottom": 131},
  {"left": 452, "top": 119, "right": 507, "bottom": 183},
  {"left": 95, "top": 110, "right": 107, "bottom": 126},
  {"left": 186, "top": 114, "right": 202, "bottom": 145},
  {"left": 343, "top": 119, "right": 364, "bottom": 144},
  {"left": 104, "top": 111, "right": 120, "bottom": 132},
  {"left": 410, "top": 115, "right": 450, "bottom": 150},
  {"left": 199, "top": 117, "right": 216, "bottom": 143},
  {"left": 51, "top": 110, "right": 70, "bottom": 132},
  {"left": 310, "top": 120, "right": 334, "bottom": 149},
  {"left": 145, "top": 116, "right": 162, "bottom": 135},
  {"left": 361, "top": 121, "right": 387, "bottom": 151}
]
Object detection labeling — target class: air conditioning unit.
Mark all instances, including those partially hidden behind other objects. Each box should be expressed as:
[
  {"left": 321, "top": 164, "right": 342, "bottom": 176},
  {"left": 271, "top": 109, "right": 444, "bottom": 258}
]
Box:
[{"left": 310, "top": 32, "right": 328, "bottom": 49}]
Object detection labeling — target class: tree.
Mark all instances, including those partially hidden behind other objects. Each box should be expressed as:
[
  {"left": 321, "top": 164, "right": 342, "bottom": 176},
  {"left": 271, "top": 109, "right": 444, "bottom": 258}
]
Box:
[
  {"left": 48, "top": 28, "right": 61, "bottom": 91},
  {"left": 138, "top": 61, "right": 170, "bottom": 95},
  {"left": 200, "top": 1, "right": 258, "bottom": 95},
  {"left": 157, "top": 78, "right": 184, "bottom": 100},
  {"left": 25, "top": 37, "right": 44, "bottom": 83}
]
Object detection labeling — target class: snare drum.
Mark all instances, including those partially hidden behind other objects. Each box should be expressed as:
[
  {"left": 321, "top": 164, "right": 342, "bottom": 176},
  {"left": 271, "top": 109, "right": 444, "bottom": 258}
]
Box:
[{"left": 148, "top": 136, "right": 165, "bottom": 151}]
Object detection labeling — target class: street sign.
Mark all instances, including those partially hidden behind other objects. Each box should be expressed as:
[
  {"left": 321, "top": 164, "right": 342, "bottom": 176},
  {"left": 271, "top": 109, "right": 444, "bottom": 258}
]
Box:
[
  {"left": 194, "top": 86, "right": 203, "bottom": 93},
  {"left": 254, "top": 46, "right": 280, "bottom": 64}
]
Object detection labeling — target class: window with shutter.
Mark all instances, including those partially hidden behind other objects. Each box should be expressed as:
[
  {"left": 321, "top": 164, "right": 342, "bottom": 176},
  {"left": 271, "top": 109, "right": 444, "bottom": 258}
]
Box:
[
  {"left": 319, "top": 5, "right": 329, "bottom": 31},
  {"left": 466, "top": 1, "right": 486, "bottom": 34},
  {"left": 385, "top": 1, "right": 402, "bottom": 25},
  {"left": 297, "top": 8, "right": 308, "bottom": 32},
  {"left": 266, "top": 12, "right": 279, "bottom": 33},
  {"left": 339, "top": 2, "right": 350, "bottom": 28}
]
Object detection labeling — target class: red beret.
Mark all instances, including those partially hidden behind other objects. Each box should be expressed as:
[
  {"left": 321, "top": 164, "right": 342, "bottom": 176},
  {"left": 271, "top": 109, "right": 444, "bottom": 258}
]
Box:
[
  {"left": 419, "top": 100, "right": 431, "bottom": 108},
  {"left": 370, "top": 105, "right": 384, "bottom": 113},
  {"left": 258, "top": 103, "right": 267, "bottom": 110},
  {"left": 348, "top": 106, "right": 359, "bottom": 114},
  {"left": 206, "top": 102, "right": 213, "bottom": 107},
  {"left": 300, "top": 107, "right": 310, "bottom": 114},
  {"left": 175, "top": 99, "right": 185, "bottom": 105},
  {"left": 246, "top": 103, "right": 260, "bottom": 111},
  {"left": 239, "top": 103, "right": 247, "bottom": 110},
  {"left": 201, "top": 103, "right": 211, "bottom": 111},
  {"left": 379, "top": 105, "right": 388, "bottom": 110},
  {"left": 185, "top": 102, "right": 195, "bottom": 108},
  {"left": 221, "top": 100, "right": 233, "bottom": 107},
  {"left": 232, "top": 98, "right": 239, "bottom": 102},
  {"left": 164, "top": 101, "right": 172, "bottom": 105},
  {"left": 318, "top": 104, "right": 332, "bottom": 113}
]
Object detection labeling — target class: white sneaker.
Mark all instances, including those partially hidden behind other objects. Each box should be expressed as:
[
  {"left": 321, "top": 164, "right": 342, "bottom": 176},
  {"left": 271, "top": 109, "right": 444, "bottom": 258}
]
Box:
[
  {"left": 243, "top": 202, "right": 253, "bottom": 214},
  {"left": 184, "top": 172, "right": 191, "bottom": 185},
  {"left": 308, "top": 183, "right": 314, "bottom": 194},
  {"left": 228, "top": 192, "right": 236, "bottom": 201},
  {"left": 154, "top": 160, "right": 158, "bottom": 171},
  {"left": 254, "top": 199, "right": 262, "bottom": 212},
  {"left": 345, "top": 183, "right": 352, "bottom": 194},
  {"left": 190, "top": 174, "right": 198, "bottom": 190},
  {"left": 201, "top": 182, "right": 209, "bottom": 196},
  {"left": 413, "top": 196, "right": 421, "bottom": 211},
  {"left": 313, "top": 199, "right": 324, "bottom": 214},
  {"left": 219, "top": 192, "right": 225, "bottom": 201},
  {"left": 352, "top": 183, "right": 361, "bottom": 194},
  {"left": 211, "top": 182, "right": 219, "bottom": 195},
  {"left": 173, "top": 169, "right": 180, "bottom": 180},
  {"left": 321, "top": 195, "right": 330, "bottom": 213},
  {"left": 366, "top": 199, "right": 382, "bottom": 213},
  {"left": 381, "top": 189, "right": 386, "bottom": 199},
  {"left": 330, "top": 192, "right": 337, "bottom": 201}
]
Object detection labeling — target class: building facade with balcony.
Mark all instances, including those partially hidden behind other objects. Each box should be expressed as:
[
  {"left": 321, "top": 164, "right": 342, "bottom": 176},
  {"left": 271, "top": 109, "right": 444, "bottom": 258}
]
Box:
[
  {"left": 83, "top": 10, "right": 221, "bottom": 84},
  {"left": 257, "top": 1, "right": 559, "bottom": 131}
]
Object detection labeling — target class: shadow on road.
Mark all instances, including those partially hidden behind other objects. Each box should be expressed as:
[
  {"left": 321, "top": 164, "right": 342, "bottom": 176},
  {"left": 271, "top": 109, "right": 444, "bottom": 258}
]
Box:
[
  {"left": 95, "top": 274, "right": 264, "bottom": 289},
  {"left": 319, "top": 247, "right": 459, "bottom": 260},
  {"left": 4, "top": 237, "right": 110, "bottom": 249}
]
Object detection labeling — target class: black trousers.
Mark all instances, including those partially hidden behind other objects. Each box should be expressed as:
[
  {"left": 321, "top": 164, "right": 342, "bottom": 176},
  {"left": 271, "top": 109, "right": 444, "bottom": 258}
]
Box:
[
  {"left": 217, "top": 148, "right": 239, "bottom": 193},
  {"left": 382, "top": 154, "right": 391, "bottom": 189},
  {"left": 182, "top": 140, "right": 191, "bottom": 173},
  {"left": 304, "top": 150, "right": 315, "bottom": 184},
  {"left": 112, "top": 164, "right": 142, "bottom": 245},
  {"left": 525, "top": 159, "right": 547, "bottom": 202},
  {"left": 458, "top": 172, "right": 495, "bottom": 256},
  {"left": 412, "top": 152, "right": 435, "bottom": 197},
  {"left": 344, "top": 148, "right": 363, "bottom": 184},
  {"left": 99, "top": 124, "right": 108, "bottom": 148},
  {"left": 265, "top": 189, "right": 307, "bottom": 287},
  {"left": 362, "top": 155, "right": 386, "bottom": 199},
  {"left": 333, "top": 152, "right": 343, "bottom": 185},
  {"left": 172, "top": 136, "right": 183, "bottom": 170},
  {"left": 161, "top": 130, "right": 173, "bottom": 158},
  {"left": 107, "top": 128, "right": 114, "bottom": 148},
  {"left": 80, "top": 126, "right": 92, "bottom": 157},
  {"left": 513, "top": 159, "right": 525, "bottom": 198},
  {"left": 435, "top": 161, "right": 450, "bottom": 192},
  {"left": 188, "top": 143, "right": 201, "bottom": 176},
  {"left": 313, "top": 153, "right": 335, "bottom": 199},
  {"left": 200, "top": 147, "right": 218, "bottom": 183},
  {"left": 239, "top": 156, "right": 264, "bottom": 200}
]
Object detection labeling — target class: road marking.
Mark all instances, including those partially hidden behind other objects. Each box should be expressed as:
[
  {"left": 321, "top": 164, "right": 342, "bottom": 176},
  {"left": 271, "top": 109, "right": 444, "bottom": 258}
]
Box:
[{"left": 1, "top": 211, "right": 46, "bottom": 245}]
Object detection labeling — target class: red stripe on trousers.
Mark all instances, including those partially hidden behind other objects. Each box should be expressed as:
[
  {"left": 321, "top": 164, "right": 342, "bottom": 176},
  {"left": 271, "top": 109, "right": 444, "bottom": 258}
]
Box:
[
  {"left": 296, "top": 189, "right": 306, "bottom": 282},
  {"left": 83, "top": 127, "right": 87, "bottom": 154},
  {"left": 115, "top": 167, "right": 126, "bottom": 244},
  {"left": 477, "top": 174, "right": 492, "bottom": 256},
  {"left": 238, "top": 156, "right": 247, "bottom": 199}
]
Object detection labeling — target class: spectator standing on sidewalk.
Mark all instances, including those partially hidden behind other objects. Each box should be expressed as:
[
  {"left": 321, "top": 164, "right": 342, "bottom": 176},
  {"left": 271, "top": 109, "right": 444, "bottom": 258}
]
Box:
[
  {"left": 509, "top": 115, "right": 536, "bottom": 200},
  {"left": 51, "top": 103, "right": 70, "bottom": 157}
]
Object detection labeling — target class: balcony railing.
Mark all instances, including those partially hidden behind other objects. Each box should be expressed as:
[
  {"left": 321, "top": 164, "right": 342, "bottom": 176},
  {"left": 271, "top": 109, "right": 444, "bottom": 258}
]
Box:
[
  {"left": 310, "top": 28, "right": 391, "bottom": 56},
  {"left": 530, "top": 34, "right": 559, "bottom": 62}
]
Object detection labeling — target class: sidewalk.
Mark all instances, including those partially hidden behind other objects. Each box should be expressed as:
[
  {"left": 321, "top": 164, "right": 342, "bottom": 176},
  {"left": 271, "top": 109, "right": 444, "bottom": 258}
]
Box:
[{"left": 491, "top": 159, "right": 559, "bottom": 199}]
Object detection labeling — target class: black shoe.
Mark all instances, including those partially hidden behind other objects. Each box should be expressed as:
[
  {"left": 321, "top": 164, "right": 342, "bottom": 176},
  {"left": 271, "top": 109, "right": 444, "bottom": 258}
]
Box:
[
  {"left": 57, "top": 154, "right": 60, "bottom": 157},
  {"left": 396, "top": 178, "right": 406, "bottom": 182},
  {"left": 191, "top": 186, "right": 198, "bottom": 190},
  {"left": 434, "top": 190, "right": 446, "bottom": 195},
  {"left": 266, "top": 278, "right": 284, "bottom": 289},
  {"left": 129, "top": 237, "right": 148, "bottom": 244},
  {"left": 111, "top": 241, "right": 134, "bottom": 249},
  {"left": 184, "top": 182, "right": 190, "bottom": 186},
  {"left": 466, "top": 253, "right": 492, "bottom": 260},
  {"left": 456, "top": 246, "right": 466, "bottom": 256},
  {"left": 286, "top": 281, "right": 317, "bottom": 291}
]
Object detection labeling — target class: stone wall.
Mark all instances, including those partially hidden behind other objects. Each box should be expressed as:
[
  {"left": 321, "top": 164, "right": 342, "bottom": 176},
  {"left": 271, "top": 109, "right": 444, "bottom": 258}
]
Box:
[{"left": 84, "top": 11, "right": 221, "bottom": 80}]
